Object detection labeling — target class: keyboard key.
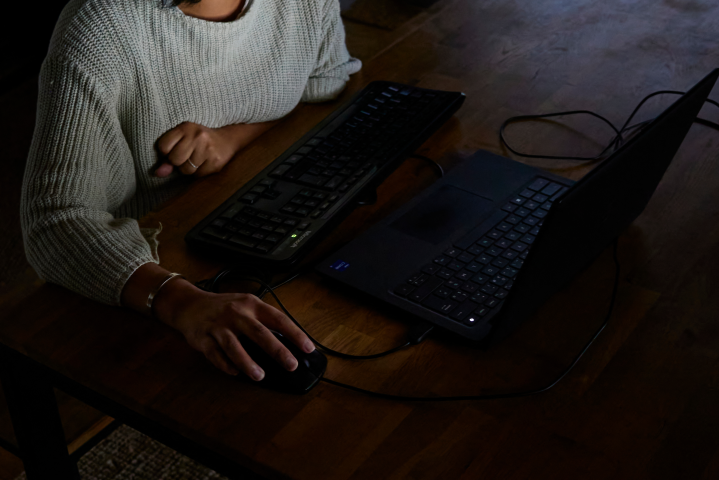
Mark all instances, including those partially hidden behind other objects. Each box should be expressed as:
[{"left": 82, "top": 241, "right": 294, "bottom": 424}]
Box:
[
  {"left": 495, "top": 289, "right": 509, "bottom": 299},
  {"left": 450, "top": 300, "right": 478, "bottom": 321},
  {"left": 470, "top": 292, "right": 488, "bottom": 303},
  {"left": 477, "top": 254, "right": 492, "bottom": 264},
  {"left": 447, "top": 261, "right": 464, "bottom": 271},
  {"left": 433, "top": 255, "right": 450, "bottom": 266},
  {"left": 487, "top": 230, "right": 503, "bottom": 239},
  {"left": 421, "top": 264, "right": 440, "bottom": 275},
  {"left": 528, "top": 178, "right": 549, "bottom": 191},
  {"left": 202, "top": 227, "right": 229, "bottom": 241},
  {"left": 461, "top": 282, "right": 479, "bottom": 293},
  {"left": 229, "top": 236, "right": 257, "bottom": 249},
  {"left": 523, "top": 216, "right": 540, "bottom": 226},
  {"left": 496, "top": 222, "right": 512, "bottom": 232},
  {"left": 505, "top": 231, "right": 521, "bottom": 241},
  {"left": 502, "top": 203, "right": 517, "bottom": 213},
  {"left": 521, "top": 234, "right": 536, "bottom": 245},
  {"left": 422, "top": 295, "right": 457, "bottom": 314},
  {"left": 467, "top": 245, "right": 483, "bottom": 255},
  {"left": 510, "top": 196, "right": 526, "bottom": 205},
  {"left": 532, "top": 209, "right": 547, "bottom": 219},
  {"left": 445, "top": 279, "right": 462, "bottom": 289},
  {"left": 472, "top": 307, "right": 490, "bottom": 317},
  {"left": 471, "top": 273, "right": 489, "bottom": 284},
  {"left": 465, "top": 262, "right": 482, "bottom": 273},
  {"left": 450, "top": 291, "right": 469, "bottom": 302},
  {"left": 477, "top": 237, "right": 494, "bottom": 247},
  {"left": 541, "top": 183, "right": 562, "bottom": 196},
  {"left": 501, "top": 250, "right": 519, "bottom": 260},
  {"left": 491, "top": 275, "right": 508, "bottom": 287},
  {"left": 496, "top": 239, "right": 512, "bottom": 249},
  {"left": 501, "top": 267, "right": 519, "bottom": 278},
  {"left": 520, "top": 189, "right": 535, "bottom": 198},
  {"left": 455, "top": 270, "right": 472, "bottom": 281},
  {"left": 481, "top": 265, "right": 499, "bottom": 276},
  {"left": 240, "top": 193, "right": 258, "bottom": 204},
  {"left": 511, "top": 242, "right": 529, "bottom": 252},
  {"left": 532, "top": 193, "right": 549, "bottom": 203},
  {"left": 407, "top": 273, "right": 429, "bottom": 286},
  {"left": 551, "top": 186, "right": 568, "bottom": 200},
  {"left": 506, "top": 215, "right": 521, "bottom": 225},
  {"left": 524, "top": 200, "right": 540, "bottom": 210},
  {"left": 407, "top": 276, "right": 443, "bottom": 303},
  {"left": 510, "top": 258, "right": 524, "bottom": 269},
  {"left": 270, "top": 164, "right": 292, "bottom": 177},
  {"left": 486, "top": 246, "right": 503, "bottom": 256},
  {"left": 434, "top": 286, "right": 454, "bottom": 298},
  {"left": 444, "top": 247, "right": 460, "bottom": 257},
  {"left": 491, "top": 257, "right": 509, "bottom": 268},
  {"left": 515, "top": 208, "right": 530, "bottom": 217},
  {"left": 514, "top": 224, "right": 530, "bottom": 234},
  {"left": 481, "top": 284, "right": 498, "bottom": 295},
  {"left": 437, "top": 268, "right": 454, "bottom": 280},
  {"left": 530, "top": 226, "right": 541, "bottom": 236},
  {"left": 484, "top": 297, "right": 499, "bottom": 308},
  {"left": 457, "top": 252, "right": 474, "bottom": 263}
]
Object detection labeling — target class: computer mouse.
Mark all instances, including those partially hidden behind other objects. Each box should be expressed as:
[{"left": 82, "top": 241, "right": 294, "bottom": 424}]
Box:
[{"left": 237, "top": 331, "right": 327, "bottom": 395}]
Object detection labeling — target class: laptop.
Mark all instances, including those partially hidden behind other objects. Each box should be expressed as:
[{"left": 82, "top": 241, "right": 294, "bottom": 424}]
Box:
[{"left": 315, "top": 69, "right": 718, "bottom": 345}]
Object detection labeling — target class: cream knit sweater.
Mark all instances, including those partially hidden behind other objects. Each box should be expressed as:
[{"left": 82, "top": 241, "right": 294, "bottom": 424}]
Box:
[{"left": 21, "top": 0, "right": 361, "bottom": 305}]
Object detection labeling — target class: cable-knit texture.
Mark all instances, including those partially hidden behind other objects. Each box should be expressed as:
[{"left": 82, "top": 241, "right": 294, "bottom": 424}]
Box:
[{"left": 21, "top": 0, "right": 361, "bottom": 305}]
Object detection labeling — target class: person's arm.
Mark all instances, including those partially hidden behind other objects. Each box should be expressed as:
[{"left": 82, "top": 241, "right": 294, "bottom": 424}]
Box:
[
  {"left": 301, "top": 0, "right": 362, "bottom": 104},
  {"left": 154, "top": 120, "right": 278, "bottom": 178},
  {"left": 121, "top": 263, "right": 315, "bottom": 380}
]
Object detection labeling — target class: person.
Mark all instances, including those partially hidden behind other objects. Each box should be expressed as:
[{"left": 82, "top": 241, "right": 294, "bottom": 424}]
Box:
[{"left": 20, "top": 0, "right": 361, "bottom": 381}]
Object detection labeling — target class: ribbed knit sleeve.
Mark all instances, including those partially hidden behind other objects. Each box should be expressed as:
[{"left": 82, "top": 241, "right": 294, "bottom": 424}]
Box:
[
  {"left": 21, "top": 58, "right": 158, "bottom": 306},
  {"left": 301, "top": 0, "right": 362, "bottom": 103}
]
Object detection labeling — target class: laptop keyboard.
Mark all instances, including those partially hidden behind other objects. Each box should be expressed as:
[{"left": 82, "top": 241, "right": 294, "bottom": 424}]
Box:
[{"left": 393, "top": 177, "right": 568, "bottom": 326}]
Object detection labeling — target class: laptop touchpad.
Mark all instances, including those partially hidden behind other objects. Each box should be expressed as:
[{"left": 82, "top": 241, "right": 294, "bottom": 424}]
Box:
[{"left": 390, "top": 186, "right": 494, "bottom": 245}]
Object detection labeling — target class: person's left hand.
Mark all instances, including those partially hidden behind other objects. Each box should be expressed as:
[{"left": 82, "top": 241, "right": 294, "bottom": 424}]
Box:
[{"left": 155, "top": 122, "right": 241, "bottom": 178}]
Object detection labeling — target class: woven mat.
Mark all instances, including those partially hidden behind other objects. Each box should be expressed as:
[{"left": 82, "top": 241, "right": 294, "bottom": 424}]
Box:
[{"left": 14, "top": 425, "right": 230, "bottom": 480}]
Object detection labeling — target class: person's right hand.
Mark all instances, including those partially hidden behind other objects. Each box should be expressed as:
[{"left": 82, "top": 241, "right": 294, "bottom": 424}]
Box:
[{"left": 152, "top": 279, "right": 315, "bottom": 380}]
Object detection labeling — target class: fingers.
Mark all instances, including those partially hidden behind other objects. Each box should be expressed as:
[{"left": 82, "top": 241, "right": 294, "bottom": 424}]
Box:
[
  {"left": 255, "top": 301, "right": 315, "bottom": 354},
  {"left": 154, "top": 163, "right": 174, "bottom": 178},
  {"left": 201, "top": 338, "right": 240, "bottom": 376},
  {"left": 156, "top": 126, "right": 185, "bottom": 156},
  {"left": 240, "top": 319, "right": 299, "bottom": 372},
  {"left": 211, "top": 330, "right": 265, "bottom": 381}
]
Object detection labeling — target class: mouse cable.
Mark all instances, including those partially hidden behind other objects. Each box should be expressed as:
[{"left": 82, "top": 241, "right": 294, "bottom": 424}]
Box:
[
  {"left": 319, "top": 239, "right": 620, "bottom": 401},
  {"left": 409, "top": 154, "right": 445, "bottom": 177},
  {"left": 202, "top": 268, "right": 434, "bottom": 360},
  {"left": 500, "top": 92, "right": 719, "bottom": 161}
]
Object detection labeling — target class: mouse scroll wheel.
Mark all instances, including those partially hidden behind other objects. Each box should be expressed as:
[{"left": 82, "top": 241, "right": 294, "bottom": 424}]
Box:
[{"left": 301, "top": 358, "right": 311, "bottom": 368}]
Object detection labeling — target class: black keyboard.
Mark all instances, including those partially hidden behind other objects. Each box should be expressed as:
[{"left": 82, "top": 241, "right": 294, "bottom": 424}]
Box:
[
  {"left": 185, "top": 81, "right": 465, "bottom": 268},
  {"left": 393, "top": 178, "right": 569, "bottom": 326}
]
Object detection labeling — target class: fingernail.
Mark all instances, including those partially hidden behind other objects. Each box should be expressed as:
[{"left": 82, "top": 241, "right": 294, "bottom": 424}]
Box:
[
  {"left": 252, "top": 367, "right": 265, "bottom": 381},
  {"left": 303, "top": 341, "right": 315, "bottom": 353},
  {"left": 285, "top": 355, "right": 298, "bottom": 371}
]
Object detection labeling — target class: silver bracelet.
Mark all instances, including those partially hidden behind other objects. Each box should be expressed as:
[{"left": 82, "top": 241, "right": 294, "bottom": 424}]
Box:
[{"left": 146, "top": 272, "right": 184, "bottom": 316}]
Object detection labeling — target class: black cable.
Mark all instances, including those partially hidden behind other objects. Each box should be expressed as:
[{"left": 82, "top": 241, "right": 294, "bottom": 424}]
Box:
[
  {"left": 410, "top": 154, "right": 445, "bottom": 177},
  {"left": 319, "top": 240, "right": 621, "bottom": 401},
  {"left": 500, "top": 93, "right": 719, "bottom": 161},
  {"left": 204, "top": 269, "right": 428, "bottom": 359}
]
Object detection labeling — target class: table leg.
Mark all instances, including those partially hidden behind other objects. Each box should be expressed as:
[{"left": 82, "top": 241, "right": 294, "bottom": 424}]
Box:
[{"left": 0, "top": 350, "right": 80, "bottom": 480}]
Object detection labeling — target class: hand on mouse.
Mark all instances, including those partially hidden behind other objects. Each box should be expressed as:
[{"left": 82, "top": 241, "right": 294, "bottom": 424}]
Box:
[
  {"left": 123, "top": 264, "right": 314, "bottom": 381},
  {"left": 154, "top": 120, "right": 277, "bottom": 178}
]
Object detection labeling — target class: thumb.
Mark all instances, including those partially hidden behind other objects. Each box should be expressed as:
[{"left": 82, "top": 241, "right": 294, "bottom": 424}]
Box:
[{"left": 154, "top": 163, "right": 175, "bottom": 178}]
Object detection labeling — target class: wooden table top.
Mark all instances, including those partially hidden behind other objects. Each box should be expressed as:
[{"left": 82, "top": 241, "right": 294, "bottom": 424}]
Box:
[{"left": 3, "top": 0, "right": 719, "bottom": 478}]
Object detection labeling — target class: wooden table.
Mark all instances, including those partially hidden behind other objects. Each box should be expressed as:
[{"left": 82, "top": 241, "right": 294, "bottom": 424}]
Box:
[{"left": 3, "top": 0, "right": 719, "bottom": 478}]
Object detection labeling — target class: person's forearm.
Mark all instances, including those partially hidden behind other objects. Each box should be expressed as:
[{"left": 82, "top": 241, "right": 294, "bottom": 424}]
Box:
[
  {"left": 219, "top": 120, "right": 278, "bottom": 157},
  {"left": 121, "top": 262, "right": 202, "bottom": 326}
]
